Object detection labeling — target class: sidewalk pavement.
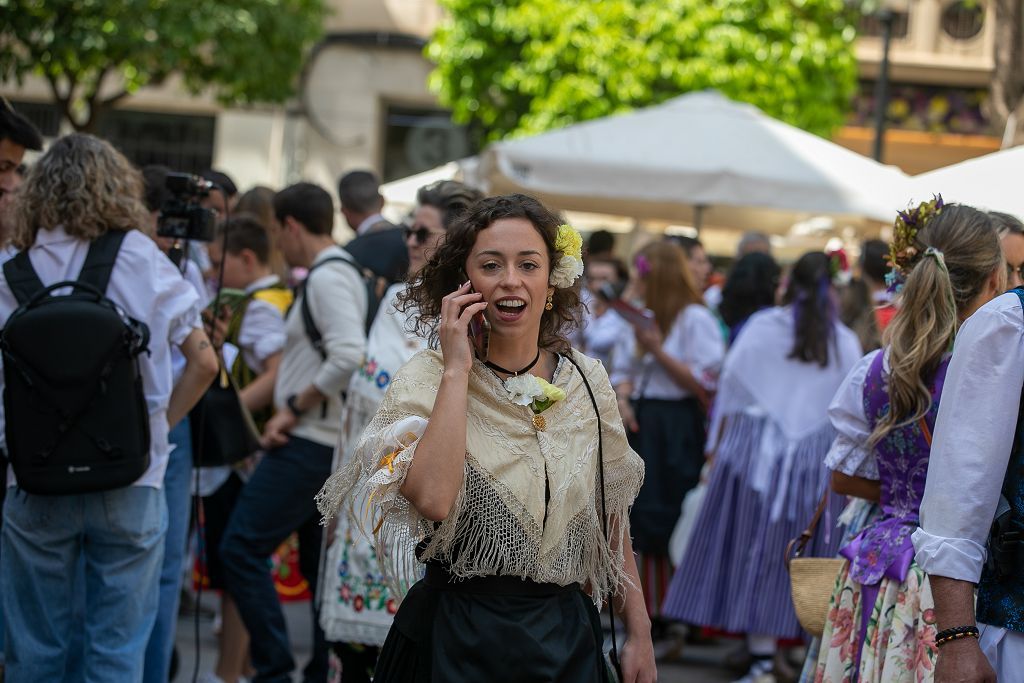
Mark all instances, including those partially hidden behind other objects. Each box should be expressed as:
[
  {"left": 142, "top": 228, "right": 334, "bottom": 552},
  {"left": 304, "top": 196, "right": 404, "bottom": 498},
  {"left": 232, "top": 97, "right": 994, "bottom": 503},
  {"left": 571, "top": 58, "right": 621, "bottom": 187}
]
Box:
[{"left": 174, "top": 597, "right": 743, "bottom": 683}]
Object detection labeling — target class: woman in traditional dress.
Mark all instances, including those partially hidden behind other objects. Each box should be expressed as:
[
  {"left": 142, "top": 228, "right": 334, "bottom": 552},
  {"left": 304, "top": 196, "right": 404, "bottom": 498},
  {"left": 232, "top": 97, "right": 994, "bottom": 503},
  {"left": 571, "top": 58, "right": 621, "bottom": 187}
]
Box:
[
  {"left": 662, "top": 251, "right": 863, "bottom": 683},
  {"left": 317, "top": 181, "right": 481, "bottom": 683},
  {"left": 318, "top": 194, "right": 656, "bottom": 683},
  {"left": 610, "top": 240, "right": 725, "bottom": 625},
  {"left": 813, "top": 202, "right": 1004, "bottom": 682}
]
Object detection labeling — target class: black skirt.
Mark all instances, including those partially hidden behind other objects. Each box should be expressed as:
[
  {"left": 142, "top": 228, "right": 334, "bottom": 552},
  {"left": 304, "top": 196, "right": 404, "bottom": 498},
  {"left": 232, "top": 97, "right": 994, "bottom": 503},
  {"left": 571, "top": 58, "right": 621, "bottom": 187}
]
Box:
[
  {"left": 374, "top": 566, "right": 608, "bottom": 683},
  {"left": 627, "top": 396, "right": 706, "bottom": 555}
]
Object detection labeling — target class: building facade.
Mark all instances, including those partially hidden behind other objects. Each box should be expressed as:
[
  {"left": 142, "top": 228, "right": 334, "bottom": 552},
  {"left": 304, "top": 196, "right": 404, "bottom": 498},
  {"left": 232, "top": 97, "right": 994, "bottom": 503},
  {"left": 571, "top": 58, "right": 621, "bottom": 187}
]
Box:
[{"left": 0, "top": 0, "right": 1006, "bottom": 195}]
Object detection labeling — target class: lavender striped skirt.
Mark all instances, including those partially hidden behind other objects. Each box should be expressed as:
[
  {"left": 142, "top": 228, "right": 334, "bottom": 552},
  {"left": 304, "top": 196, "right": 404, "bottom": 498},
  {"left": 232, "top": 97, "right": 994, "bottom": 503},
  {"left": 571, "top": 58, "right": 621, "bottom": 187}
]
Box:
[{"left": 662, "top": 413, "right": 845, "bottom": 639}]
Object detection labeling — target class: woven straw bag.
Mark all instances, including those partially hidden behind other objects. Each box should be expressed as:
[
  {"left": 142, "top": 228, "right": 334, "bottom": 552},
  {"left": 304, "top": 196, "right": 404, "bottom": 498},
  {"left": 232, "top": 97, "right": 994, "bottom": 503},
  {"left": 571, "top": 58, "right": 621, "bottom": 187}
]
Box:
[{"left": 785, "top": 492, "right": 844, "bottom": 638}]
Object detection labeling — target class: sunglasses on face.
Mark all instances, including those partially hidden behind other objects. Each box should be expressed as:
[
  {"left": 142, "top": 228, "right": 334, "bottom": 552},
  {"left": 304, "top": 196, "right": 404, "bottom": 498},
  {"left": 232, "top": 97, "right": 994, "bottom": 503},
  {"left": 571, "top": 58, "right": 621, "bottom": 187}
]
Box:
[{"left": 404, "top": 225, "right": 444, "bottom": 244}]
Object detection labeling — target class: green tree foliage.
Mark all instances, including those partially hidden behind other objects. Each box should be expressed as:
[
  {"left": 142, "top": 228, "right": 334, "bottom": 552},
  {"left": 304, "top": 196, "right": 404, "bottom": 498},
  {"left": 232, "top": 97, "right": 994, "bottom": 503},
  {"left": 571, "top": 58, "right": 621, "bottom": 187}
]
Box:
[
  {"left": 427, "top": 0, "right": 859, "bottom": 141},
  {"left": 0, "top": 0, "right": 326, "bottom": 131}
]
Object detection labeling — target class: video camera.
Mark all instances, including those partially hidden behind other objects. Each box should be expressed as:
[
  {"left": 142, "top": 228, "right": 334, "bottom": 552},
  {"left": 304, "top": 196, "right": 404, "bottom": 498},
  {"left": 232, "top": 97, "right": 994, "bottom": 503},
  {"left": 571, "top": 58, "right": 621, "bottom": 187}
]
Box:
[{"left": 156, "top": 172, "right": 217, "bottom": 242}]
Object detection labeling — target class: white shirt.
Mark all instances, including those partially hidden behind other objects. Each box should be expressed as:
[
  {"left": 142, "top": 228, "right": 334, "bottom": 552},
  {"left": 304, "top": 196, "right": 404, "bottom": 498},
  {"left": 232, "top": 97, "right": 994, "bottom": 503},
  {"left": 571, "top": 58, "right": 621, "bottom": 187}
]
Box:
[
  {"left": 609, "top": 303, "right": 724, "bottom": 400},
  {"left": 237, "top": 274, "right": 287, "bottom": 372},
  {"left": 275, "top": 245, "right": 367, "bottom": 447},
  {"left": 1, "top": 227, "right": 202, "bottom": 488},
  {"left": 912, "top": 292, "right": 1024, "bottom": 583},
  {"left": 172, "top": 259, "right": 209, "bottom": 383},
  {"left": 356, "top": 213, "right": 386, "bottom": 236},
  {"left": 910, "top": 292, "right": 1024, "bottom": 676},
  {"left": 198, "top": 274, "right": 288, "bottom": 496},
  {"left": 824, "top": 349, "right": 884, "bottom": 481},
  {"left": 581, "top": 308, "right": 630, "bottom": 370},
  {"left": 709, "top": 306, "right": 864, "bottom": 443}
]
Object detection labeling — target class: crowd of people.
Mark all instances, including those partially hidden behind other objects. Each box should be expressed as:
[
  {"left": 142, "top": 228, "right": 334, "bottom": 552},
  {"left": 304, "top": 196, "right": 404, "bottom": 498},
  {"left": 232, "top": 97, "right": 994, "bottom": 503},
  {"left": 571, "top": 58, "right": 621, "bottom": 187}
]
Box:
[{"left": 0, "top": 94, "right": 1022, "bottom": 683}]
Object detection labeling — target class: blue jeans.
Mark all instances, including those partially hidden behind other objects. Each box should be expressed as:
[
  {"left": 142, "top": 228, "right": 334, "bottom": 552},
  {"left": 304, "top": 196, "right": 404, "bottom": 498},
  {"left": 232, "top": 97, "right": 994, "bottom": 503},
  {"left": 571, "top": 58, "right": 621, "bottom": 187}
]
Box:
[
  {"left": 221, "top": 436, "right": 332, "bottom": 683},
  {"left": 143, "top": 418, "right": 194, "bottom": 683},
  {"left": 1, "top": 485, "right": 166, "bottom": 682}
]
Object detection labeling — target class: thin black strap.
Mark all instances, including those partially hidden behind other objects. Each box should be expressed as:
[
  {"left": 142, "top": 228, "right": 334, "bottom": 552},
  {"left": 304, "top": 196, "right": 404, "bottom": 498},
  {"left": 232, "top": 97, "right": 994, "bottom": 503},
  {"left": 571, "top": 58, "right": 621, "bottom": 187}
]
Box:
[
  {"left": 78, "top": 231, "right": 127, "bottom": 293},
  {"left": 3, "top": 251, "right": 45, "bottom": 305},
  {"left": 562, "top": 352, "right": 621, "bottom": 672},
  {"left": 299, "top": 255, "right": 361, "bottom": 360}
]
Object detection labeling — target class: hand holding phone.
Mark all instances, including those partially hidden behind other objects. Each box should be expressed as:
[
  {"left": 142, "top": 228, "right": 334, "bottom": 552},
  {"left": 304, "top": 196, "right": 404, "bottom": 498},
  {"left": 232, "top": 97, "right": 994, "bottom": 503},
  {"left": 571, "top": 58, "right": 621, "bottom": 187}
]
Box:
[{"left": 439, "top": 279, "right": 487, "bottom": 374}]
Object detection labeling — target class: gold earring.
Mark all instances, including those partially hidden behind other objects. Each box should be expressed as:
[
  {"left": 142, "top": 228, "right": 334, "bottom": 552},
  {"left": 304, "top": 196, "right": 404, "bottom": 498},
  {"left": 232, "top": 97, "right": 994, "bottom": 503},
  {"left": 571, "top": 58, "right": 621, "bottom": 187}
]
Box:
[{"left": 545, "top": 292, "right": 554, "bottom": 311}]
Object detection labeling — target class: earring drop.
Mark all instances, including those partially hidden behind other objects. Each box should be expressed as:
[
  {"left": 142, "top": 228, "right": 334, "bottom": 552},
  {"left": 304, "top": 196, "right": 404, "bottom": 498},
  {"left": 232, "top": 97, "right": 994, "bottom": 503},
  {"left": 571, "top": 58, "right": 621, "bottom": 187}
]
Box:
[{"left": 545, "top": 292, "right": 554, "bottom": 311}]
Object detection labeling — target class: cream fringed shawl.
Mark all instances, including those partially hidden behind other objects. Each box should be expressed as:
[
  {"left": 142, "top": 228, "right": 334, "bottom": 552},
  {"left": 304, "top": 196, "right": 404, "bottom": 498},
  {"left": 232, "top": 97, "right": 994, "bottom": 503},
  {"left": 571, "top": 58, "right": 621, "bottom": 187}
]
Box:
[{"left": 316, "top": 348, "right": 645, "bottom": 605}]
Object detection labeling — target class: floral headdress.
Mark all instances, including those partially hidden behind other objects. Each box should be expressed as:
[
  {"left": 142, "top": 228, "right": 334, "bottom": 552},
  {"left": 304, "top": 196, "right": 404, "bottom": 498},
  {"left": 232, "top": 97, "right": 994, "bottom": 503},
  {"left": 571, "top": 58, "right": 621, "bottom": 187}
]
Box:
[
  {"left": 885, "top": 195, "right": 945, "bottom": 294},
  {"left": 549, "top": 224, "right": 585, "bottom": 289},
  {"left": 826, "top": 248, "right": 850, "bottom": 286}
]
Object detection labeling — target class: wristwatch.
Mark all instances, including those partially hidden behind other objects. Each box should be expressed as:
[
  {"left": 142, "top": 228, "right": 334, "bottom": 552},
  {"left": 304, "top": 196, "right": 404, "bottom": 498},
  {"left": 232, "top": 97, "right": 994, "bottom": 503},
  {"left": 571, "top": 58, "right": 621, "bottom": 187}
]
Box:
[{"left": 285, "top": 393, "right": 306, "bottom": 418}]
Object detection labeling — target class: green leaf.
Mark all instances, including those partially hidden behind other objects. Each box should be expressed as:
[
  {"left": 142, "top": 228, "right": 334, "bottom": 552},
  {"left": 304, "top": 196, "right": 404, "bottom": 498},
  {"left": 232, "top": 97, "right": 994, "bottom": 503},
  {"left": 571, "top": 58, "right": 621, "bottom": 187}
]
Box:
[
  {"left": 427, "top": 0, "right": 858, "bottom": 141},
  {"left": 0, "top": 0, "right": 326, "bottom": 130}
]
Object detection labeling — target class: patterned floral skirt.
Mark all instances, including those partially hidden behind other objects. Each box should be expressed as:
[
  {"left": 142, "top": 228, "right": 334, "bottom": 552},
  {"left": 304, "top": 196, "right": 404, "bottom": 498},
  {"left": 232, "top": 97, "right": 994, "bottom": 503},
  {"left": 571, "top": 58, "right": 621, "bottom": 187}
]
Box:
[{"left": 813, "top": 561, "right": 938, "bottom": 682}]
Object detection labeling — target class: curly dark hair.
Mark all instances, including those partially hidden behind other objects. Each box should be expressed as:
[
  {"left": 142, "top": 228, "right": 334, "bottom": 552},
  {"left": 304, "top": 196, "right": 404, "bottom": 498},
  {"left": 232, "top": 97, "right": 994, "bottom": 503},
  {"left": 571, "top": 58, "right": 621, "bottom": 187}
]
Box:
[{"left": 398, "top": 193, "right": 582, "bottom": 352}]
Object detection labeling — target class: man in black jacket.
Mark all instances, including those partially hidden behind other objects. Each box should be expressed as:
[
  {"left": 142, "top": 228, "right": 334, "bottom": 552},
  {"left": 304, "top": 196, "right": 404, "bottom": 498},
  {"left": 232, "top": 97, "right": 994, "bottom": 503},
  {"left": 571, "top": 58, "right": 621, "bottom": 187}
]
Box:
[{"left": 338, "top": 170, "right": 408, "bottom": 283}]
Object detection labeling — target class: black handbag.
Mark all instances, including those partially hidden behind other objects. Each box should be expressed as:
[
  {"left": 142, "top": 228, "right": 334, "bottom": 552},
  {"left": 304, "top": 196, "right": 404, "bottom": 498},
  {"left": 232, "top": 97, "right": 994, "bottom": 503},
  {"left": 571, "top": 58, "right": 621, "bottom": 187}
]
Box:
[
  {"left": 189, "top": 360, "right": 261, "bottom": 467},
  {"left": 563, "top": 353, "right": 624, "bottom": 683}
]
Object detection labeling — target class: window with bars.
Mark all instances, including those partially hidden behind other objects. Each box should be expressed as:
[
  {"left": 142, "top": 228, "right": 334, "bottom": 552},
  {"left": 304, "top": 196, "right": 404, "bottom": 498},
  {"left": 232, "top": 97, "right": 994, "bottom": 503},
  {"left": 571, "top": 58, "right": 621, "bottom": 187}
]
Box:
[
  {"left": 98, "top": 110, "right": 216, "bottom": 173},
  {"left": 942, "top": 0, "right": 985, "bottom": 40},
  {"left": 6, "top": 100, "right": 61, "bottom": 137},
  {"left": 382, "top": 105, "right": 473, "bottom": 182}
]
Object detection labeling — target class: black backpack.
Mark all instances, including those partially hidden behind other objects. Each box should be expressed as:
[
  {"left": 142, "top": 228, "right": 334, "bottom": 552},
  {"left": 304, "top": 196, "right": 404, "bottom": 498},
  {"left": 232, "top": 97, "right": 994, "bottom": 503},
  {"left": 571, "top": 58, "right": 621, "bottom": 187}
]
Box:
[
  {"left": 299, "top": 253, "right": 381, "bottom": 354},
  {"left": 0, "top": 231, "right": 152, "bottom": 495}
]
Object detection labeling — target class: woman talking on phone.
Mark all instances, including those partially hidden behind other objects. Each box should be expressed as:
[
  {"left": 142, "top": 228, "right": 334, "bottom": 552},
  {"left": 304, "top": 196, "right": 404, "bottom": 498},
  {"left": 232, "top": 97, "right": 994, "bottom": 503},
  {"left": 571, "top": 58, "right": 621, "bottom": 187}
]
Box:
[{"left": 318, "top": 194, "right": 655, "bottom": 683}]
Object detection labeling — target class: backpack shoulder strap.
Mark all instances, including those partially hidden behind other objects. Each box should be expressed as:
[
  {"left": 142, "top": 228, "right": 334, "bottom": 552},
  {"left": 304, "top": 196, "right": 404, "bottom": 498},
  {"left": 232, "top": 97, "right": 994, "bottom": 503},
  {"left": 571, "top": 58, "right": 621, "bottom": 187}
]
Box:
[
  {"left": 77, "top": 230, "right": 127, "bottom": 293},
  {"left": 3, "top": 251, "right": 46, "bottom": 305},
  {"left": 300, "top": 255, "right": 359, "bottom": 359}
]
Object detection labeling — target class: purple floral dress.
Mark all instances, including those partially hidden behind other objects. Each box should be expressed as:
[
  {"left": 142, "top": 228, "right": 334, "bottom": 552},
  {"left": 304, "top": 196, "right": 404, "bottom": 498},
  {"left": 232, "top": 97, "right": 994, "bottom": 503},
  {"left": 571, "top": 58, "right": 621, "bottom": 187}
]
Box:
[{"left": 814, "top": 351, "right": 948, "bottom": 683}]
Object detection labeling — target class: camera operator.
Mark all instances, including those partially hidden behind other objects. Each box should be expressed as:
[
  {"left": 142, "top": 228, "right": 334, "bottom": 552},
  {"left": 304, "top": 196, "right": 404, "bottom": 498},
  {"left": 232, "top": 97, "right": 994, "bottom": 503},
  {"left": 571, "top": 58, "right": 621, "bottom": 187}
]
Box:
[
  {"left": 139, "top": 163, "right": 216, "bottom": 683},
  {"left": 220, "top": 182, "right": 367, "bottom": 683},
  {"left": 0, "top": 134, "right": 218, "bottom": 681}
]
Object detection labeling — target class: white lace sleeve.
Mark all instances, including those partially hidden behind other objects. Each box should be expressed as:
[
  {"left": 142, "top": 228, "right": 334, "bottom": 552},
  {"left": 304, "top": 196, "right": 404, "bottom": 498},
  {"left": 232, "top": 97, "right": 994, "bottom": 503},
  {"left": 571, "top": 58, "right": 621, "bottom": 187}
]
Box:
[
  {"left": 824, "top": 350, "right": 879, "bottom": 480},
  {"left": 316, "top": 352, "right": 442, "bottom": 595}
]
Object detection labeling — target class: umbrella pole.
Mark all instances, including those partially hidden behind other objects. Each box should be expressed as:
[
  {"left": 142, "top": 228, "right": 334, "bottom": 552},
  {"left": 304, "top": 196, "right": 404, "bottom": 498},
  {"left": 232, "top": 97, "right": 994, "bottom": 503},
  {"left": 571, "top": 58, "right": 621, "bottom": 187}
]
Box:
[{"left": 694, "top": 204, "right": 706, "bottom": 235}]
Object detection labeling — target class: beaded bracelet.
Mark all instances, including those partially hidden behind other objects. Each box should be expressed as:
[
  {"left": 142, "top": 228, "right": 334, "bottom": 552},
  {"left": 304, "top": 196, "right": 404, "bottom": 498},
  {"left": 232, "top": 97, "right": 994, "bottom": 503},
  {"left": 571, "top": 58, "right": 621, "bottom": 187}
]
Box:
[{"left": 935, "top": 625, "right": 980, "bottom": 647}]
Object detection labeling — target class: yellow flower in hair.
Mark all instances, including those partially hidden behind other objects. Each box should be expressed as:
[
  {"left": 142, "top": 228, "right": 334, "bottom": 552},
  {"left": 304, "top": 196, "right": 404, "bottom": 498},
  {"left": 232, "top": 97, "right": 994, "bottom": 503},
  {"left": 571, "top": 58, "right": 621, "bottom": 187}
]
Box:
[
  {"left": 550, "top": 224, "right": 584, "bottom": 288},
  {"left": 555, "top": 224, "right": 583, "bottom": 260}
]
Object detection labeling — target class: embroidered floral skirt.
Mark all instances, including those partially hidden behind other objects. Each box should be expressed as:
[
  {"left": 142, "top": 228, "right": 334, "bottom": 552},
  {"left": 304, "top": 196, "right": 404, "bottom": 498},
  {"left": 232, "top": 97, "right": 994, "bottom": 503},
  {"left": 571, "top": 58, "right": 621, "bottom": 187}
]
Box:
[
  {"left": 374, "top": 566, "right": 608, "bottom": 683},
  {"left": 813, "top": 561, "right": 938, "bottom": 682}
]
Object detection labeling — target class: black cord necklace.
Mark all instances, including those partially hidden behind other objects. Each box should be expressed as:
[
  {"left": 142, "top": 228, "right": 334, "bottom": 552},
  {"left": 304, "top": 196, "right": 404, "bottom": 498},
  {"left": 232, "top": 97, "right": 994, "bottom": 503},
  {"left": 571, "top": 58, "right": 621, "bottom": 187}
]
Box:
[{"left": 484, "top": 348, "right": 542, "bottom": 377}]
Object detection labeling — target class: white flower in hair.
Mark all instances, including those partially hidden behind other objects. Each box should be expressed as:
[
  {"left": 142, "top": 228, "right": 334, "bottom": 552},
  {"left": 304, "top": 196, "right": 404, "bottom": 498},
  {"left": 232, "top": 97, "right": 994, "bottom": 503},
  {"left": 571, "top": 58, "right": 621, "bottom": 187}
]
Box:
[
  {"left": 504, "top": 373, "right": 545, "bottom": 406},
  {"left": 549, "top": 224, "right": 585, "bottom": 289}
]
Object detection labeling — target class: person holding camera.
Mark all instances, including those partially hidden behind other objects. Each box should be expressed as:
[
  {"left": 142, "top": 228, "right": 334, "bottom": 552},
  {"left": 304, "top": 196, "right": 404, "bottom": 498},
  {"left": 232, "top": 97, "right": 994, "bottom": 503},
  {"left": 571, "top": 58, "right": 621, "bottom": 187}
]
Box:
[
  {"left": 220, "top": 182, "right": 367, "bottom": 683},
  {"left": 139, "top": 162, "right": 217, "bottom": 683},
  {"left": 0, "top": 133, "right": 218, "bottom": 681}
]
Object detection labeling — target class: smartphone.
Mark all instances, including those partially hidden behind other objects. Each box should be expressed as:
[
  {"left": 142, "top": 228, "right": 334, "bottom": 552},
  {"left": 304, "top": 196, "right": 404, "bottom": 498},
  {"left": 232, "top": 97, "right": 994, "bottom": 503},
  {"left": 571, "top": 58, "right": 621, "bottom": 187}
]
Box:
[
  {"left": 598, "top": 283, "right": 655, "bottom": 329},
  {"left": 462, "top": 274, "right": 490, "bottom": 360},
  {"left": 468, "top": 309, "right": 490, "bottom": 361},
  {"left": 612, "top": 300, "right": 655, "bottom": 330}
]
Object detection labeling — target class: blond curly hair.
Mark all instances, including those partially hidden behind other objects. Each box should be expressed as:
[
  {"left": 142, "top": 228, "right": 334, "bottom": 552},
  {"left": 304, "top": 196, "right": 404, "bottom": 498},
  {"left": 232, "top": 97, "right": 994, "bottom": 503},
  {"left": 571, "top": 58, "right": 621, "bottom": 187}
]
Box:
[{"left": 12, "top": 133, "right": 148, "bottom": 249}]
